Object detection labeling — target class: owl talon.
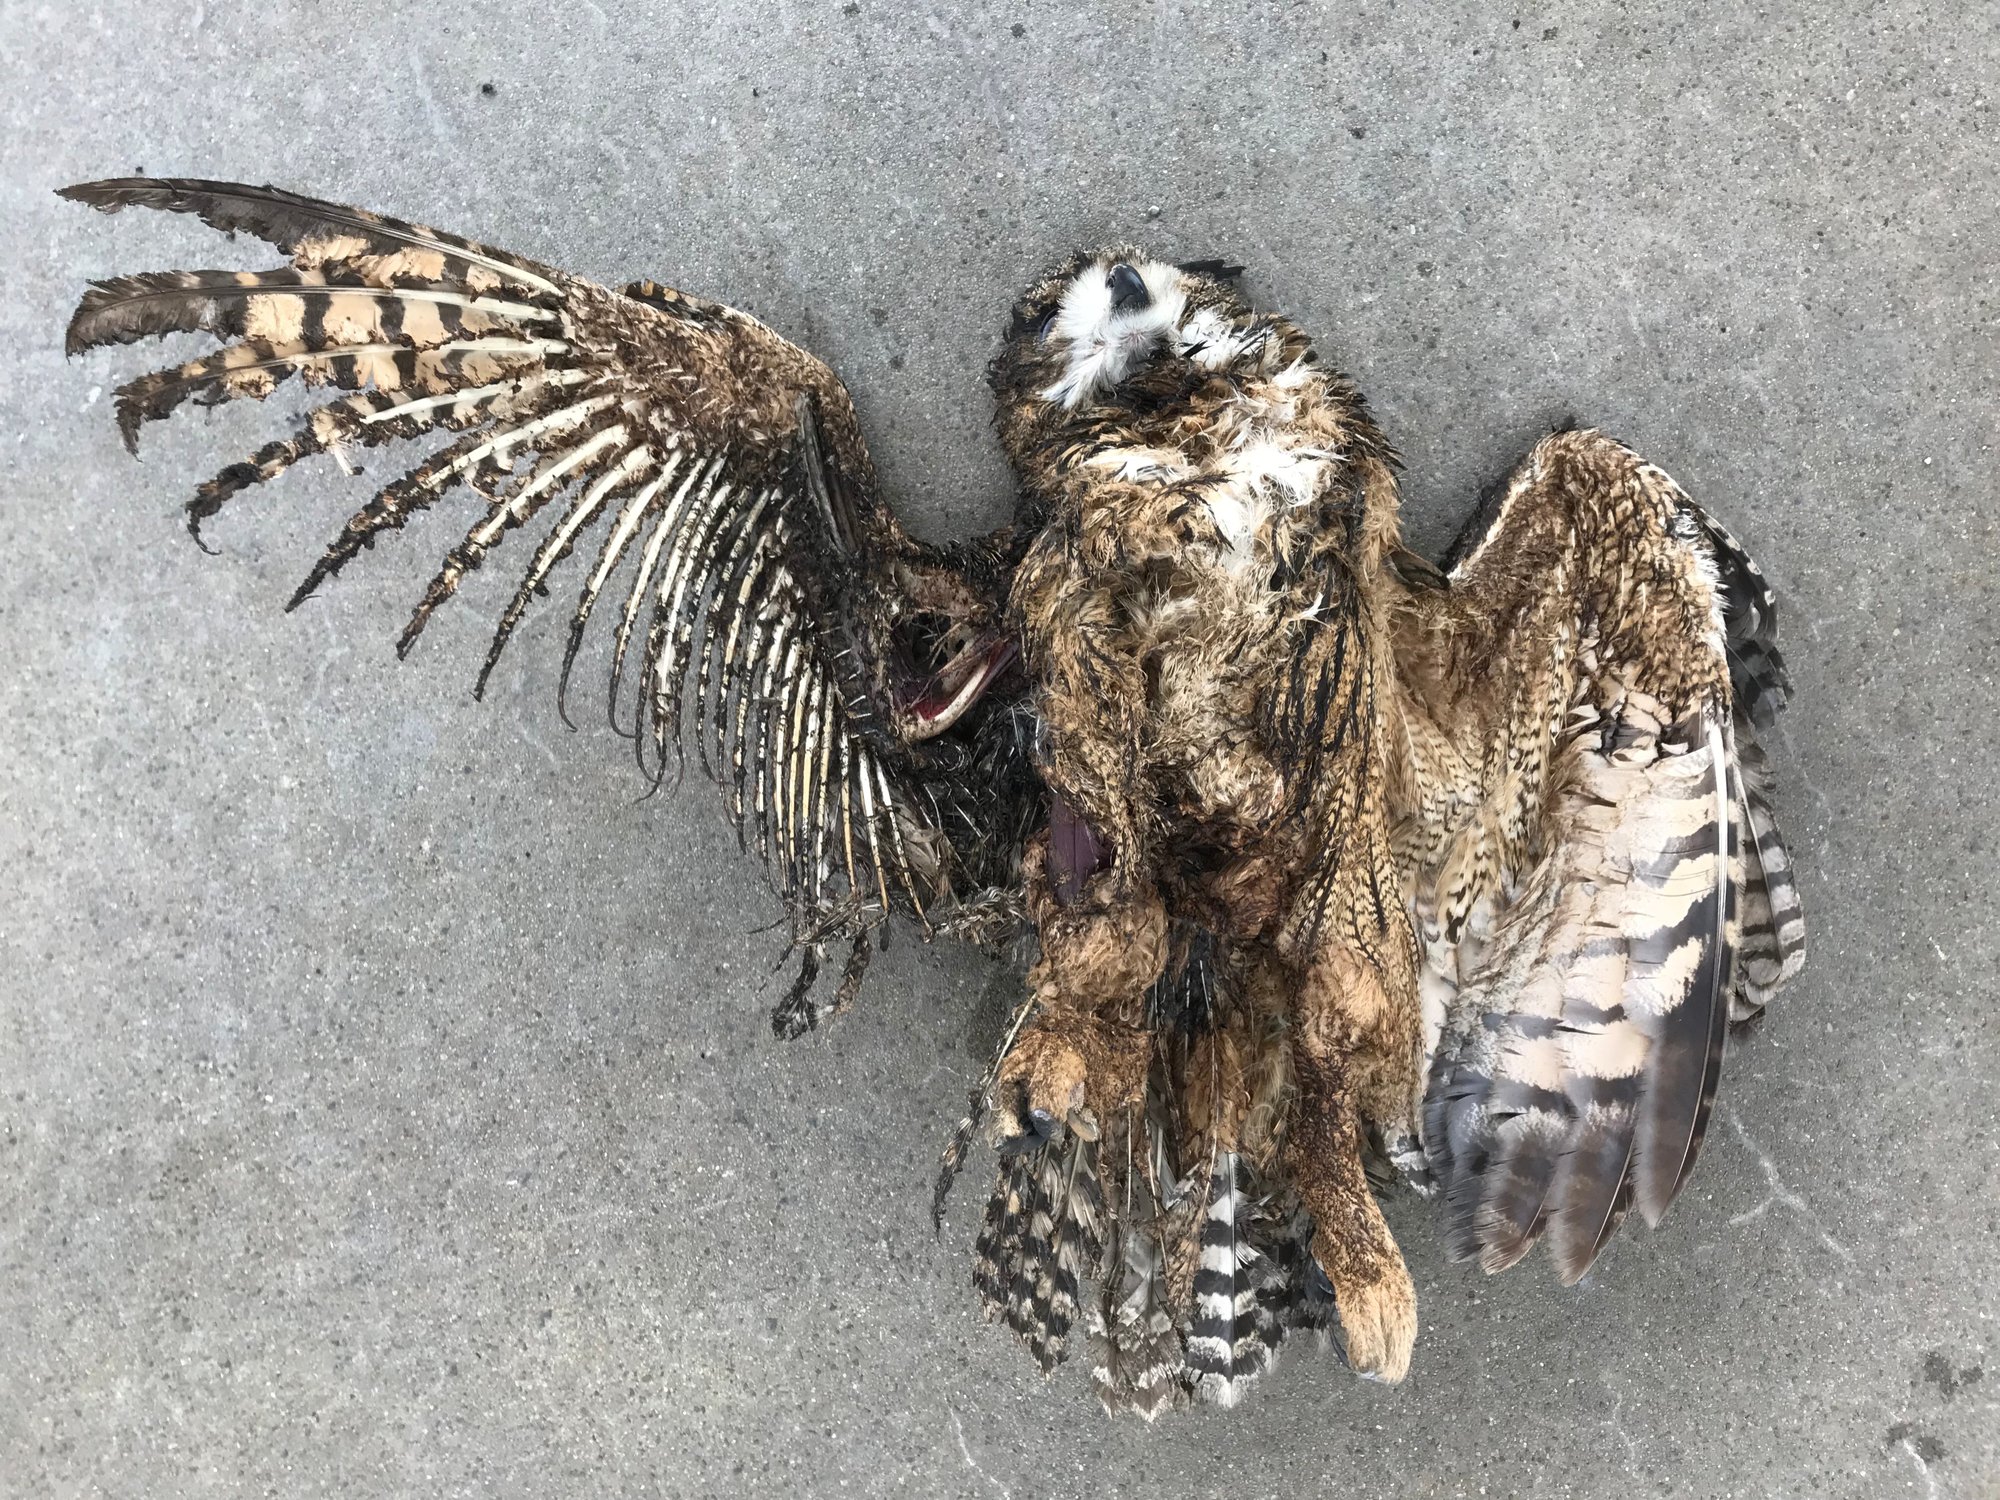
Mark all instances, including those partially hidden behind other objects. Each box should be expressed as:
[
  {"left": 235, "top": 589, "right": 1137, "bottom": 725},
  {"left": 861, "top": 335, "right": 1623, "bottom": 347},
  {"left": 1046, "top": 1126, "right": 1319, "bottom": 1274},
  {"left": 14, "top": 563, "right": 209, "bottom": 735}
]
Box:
[
  {"left": 997, "top": 1102, "right": 1064, "bottom": 1156},
  {"left": 1318, "top": 1241, "right": 1417, "bottom": 1385},
  {"left": 990, "top": 1010, "right": 1148, "bottom": 1153}
]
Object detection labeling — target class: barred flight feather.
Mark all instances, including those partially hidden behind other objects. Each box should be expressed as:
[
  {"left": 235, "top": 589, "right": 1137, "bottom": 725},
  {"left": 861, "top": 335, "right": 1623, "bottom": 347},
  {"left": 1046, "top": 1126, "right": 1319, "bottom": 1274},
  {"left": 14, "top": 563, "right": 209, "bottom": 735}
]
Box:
[
  {"left": 1088, "top": 1211, "right": 1184, "bottom": 1421},
  {"left": 58, "top": 178, "right": 567, "bottom": 296},
  {"left": 68, "top": 267, "right": 556, "bottom": 359},
  {"left": 973, "top": 1133, "right": 1106, "bottom": 1373},
  {"left": 61, "top": 177, "right": 981, "bottom": 1029},
  {"left": 1425, "top": 718, "right": 1740, "bottom": 1280},
  {"left": 1687, "top": 504, "right": 1793, "bottom": 730},
  {"left": 1431, "top": 725, "right": 1732, "bottom": 1259},
  {"left": 1730, "top": 737, "right": 1807, "bottom": 1018}
]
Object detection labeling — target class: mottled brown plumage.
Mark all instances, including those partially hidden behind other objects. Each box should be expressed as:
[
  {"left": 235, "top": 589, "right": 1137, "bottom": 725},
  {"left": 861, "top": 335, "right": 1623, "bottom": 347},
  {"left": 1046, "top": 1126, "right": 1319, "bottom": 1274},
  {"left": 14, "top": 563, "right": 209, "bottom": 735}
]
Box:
[{"left": 60, "top": 182, "right": 1805, "bottom": 1416}]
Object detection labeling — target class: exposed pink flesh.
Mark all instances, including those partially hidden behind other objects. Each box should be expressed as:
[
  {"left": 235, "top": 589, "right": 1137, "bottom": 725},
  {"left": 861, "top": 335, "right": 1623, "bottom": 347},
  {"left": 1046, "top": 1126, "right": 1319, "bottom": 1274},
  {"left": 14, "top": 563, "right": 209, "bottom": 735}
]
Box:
[
  {"left": 1047, "top": 794, "right": 1107, "bottom": 906},
  {"left": 901, "top": 633, "right": 1017, "bottom": 737}
]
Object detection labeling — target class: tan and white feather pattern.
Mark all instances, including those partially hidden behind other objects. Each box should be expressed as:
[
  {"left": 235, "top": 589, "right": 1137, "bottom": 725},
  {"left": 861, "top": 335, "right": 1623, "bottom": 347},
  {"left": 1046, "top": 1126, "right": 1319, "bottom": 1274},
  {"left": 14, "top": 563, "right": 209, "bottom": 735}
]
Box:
[
  {"left": 59, "top": 177, "right": 1036, "bottom": 1037},
  {"left": 61, "top": 192, "right": 1808, "bottom": 1412},
  {"left": 1411, "top": 433, "right": 1799, "bottom": 1281}
]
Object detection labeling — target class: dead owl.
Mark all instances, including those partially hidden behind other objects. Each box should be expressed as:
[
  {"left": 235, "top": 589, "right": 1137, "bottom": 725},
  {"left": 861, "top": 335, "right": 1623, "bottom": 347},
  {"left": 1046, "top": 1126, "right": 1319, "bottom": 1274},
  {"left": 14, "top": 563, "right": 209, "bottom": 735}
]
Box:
[{"left": 59, "top": 178, "right": 1806, "bottom": 1416}]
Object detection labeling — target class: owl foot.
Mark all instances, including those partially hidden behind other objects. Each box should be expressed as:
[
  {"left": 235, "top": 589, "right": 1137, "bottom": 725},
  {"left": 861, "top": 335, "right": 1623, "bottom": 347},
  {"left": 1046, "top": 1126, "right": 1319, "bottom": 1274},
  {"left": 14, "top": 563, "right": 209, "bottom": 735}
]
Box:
[
  {"left": 1316, "top": 1237, "right": 1417, "bottom": 1384},
  {"left": 990, "top": 1011, "right": 1147, "bottom": 1148},
  {"left": 996, "top": 1104, "right": 1063, "bottom": 1157}
]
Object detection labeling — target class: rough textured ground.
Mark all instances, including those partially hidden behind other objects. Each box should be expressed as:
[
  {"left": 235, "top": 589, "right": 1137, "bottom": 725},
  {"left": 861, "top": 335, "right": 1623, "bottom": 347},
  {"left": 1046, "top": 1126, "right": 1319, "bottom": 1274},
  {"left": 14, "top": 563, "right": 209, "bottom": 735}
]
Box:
[{"left": 3, "top": 3, "right": 1996, "bottom": 1496}]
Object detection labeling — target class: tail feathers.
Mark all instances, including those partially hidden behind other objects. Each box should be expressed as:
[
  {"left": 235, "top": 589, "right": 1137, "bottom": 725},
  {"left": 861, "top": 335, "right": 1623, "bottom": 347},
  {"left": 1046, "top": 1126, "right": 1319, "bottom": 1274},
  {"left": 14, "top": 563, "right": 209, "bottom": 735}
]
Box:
[
  {"left": 1088, "top": 1158, "right": 1334, "bottom": 1416},
  {"left": 1260, "top": 1204, "right": 1339, "bottom": 1342},
  {"left": 1687, "top": 502, "right": 1791, "bottom": 728},
  {"left": 980, "top": 1131, "right": 1345, "bottom": 1410},
  {"left": 1731, "top": 735, "right": 1807, "bottom": 1019},
  {"left": 973, "top": 1133, "right": 1104, "bottom": 1373},
  {"left": 1182, "top": 1151, "right": 1285, "bottom": 1407},
  {"left": 1040, "top": 1136, "right": 1106, "bottom": 1368},
  {"left": 1087, "top": 1220, "right": 1184, "bottom": 1421},
  {"left": 972, "top": 1153, "right": 1032, "bottom": 1315}
]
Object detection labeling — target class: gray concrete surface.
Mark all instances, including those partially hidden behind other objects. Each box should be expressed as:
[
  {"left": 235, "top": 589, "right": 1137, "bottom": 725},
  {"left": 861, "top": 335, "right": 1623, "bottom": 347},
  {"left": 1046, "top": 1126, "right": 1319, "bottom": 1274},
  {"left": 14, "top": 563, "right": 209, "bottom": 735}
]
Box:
[{"left": 3, "top": 2, "right": 1996, "bottom": 1496}]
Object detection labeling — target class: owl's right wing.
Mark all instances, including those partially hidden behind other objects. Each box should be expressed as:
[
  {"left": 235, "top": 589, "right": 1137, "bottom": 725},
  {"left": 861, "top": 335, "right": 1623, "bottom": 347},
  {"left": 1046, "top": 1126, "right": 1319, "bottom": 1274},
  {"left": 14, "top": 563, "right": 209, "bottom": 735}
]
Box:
[
  {"left": 60, "top": 178, "right": 1034, "bottom": 1032},
  {"left": 1393, "top": 429, "right": 1806, "bottom": 1283}
]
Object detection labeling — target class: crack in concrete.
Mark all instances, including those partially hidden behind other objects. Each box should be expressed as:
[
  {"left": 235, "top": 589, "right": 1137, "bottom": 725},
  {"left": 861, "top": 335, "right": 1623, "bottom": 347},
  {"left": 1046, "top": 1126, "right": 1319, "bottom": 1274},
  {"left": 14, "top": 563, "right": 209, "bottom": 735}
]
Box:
[
  {"left": 949, "top": 1408, "right": 1012, "bottom": 1500},
  {"left": 1897, "top": 1437, "right": 1940, "bottom": 1500},
  {"left": 1723, "top": 1108, "right": 1854, "bottom": 1264}
]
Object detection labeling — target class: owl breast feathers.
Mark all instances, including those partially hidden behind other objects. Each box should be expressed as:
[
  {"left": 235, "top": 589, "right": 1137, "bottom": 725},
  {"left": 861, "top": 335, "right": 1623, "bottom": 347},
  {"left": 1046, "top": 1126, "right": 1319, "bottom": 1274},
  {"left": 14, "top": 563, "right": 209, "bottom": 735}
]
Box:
[{"left": 60, "top": 179, "right": 1805, "bottom": 1416}]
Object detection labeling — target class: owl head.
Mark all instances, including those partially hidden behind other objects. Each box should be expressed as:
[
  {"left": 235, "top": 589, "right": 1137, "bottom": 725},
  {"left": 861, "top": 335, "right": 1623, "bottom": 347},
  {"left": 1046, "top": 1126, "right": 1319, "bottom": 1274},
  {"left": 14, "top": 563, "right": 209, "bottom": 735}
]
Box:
[{"left": 988, "top": 250, "right": 1274, "bottom": 468}]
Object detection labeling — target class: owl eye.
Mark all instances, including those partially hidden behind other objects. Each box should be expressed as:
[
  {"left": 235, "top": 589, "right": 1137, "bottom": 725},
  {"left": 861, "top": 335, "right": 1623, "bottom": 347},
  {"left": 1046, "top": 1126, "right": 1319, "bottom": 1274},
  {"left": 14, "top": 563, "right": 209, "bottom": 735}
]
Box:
[
  {"left": 1036, "top": 307, "right": 1060, "bottom": 340},
  {"left": 1107, "top": 263, "right": 1150, "bottom": 313}
]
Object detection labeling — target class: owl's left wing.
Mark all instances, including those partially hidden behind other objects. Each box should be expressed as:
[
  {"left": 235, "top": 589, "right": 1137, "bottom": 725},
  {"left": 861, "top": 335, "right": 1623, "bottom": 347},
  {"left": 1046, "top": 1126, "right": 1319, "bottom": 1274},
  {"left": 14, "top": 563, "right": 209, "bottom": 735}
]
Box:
[
  {"left": 60, "top": 178, "right": 1030, "bottom": 1031},
  {"left": 1393, "top": 429, "right": 1807, "bottom": 1282}
]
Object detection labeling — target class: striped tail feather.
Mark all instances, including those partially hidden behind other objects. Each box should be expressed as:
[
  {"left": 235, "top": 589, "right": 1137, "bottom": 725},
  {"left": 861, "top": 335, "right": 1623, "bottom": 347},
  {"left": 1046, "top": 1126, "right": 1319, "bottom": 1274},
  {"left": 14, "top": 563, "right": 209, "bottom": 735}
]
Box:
[
  {"left": 1077, "top": 1151, "right": 1345, "bottom": 1417},
  {"left": 1260, "top": 1202, "right": 1340, "bottom": 1344},
  {"left": 1182, "top": 1150, "right": 1285, "bottom": 1406},
  {"left": 972, "top": 1152, "right": 1036, "bottom": 1323},
  {"left": 974, "top": 977, "right": 1348, "bottom": 1410},
  {"left": 973, "top": 1132, "right": 1105, "bottom": 1374},
  {"left": 1088, "top": 1212, "right": 1184, "bottom": 1421}
]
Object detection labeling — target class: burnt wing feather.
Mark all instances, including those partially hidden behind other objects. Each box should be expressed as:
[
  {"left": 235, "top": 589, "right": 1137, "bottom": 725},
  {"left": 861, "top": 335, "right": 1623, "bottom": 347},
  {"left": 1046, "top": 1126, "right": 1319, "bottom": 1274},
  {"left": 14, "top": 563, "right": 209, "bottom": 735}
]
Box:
[{"left": 59, "top": 177, "right": 1029, "bottom": 1025}]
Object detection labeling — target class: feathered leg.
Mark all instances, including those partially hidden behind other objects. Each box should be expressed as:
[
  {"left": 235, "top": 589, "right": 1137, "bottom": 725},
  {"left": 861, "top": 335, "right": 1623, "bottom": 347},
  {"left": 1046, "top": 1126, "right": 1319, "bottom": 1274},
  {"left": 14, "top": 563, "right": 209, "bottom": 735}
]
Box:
[
  {"left": 1284, "top": 946, "right": 1419, "bottom": 1383},
  {"left": 989, "top": 830, "right": 1163, "bottom": 1141}
]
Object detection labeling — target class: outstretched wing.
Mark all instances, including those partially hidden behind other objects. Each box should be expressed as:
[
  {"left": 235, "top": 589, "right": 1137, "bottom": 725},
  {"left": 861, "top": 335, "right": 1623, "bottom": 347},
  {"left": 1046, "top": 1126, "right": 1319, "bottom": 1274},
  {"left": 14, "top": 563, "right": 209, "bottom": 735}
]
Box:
[
  {"left": 60, "top": 178, "right": 1030, "bottom": 1029},
  {"left": 1396, "top": 428, "right": 1806, "bottom": 1282}
]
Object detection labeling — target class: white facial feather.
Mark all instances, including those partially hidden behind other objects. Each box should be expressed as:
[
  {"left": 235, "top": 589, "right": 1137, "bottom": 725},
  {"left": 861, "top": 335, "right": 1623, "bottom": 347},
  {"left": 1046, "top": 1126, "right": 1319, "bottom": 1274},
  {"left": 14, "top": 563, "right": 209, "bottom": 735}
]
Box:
[
  {"left": 1176, "top": 307, "right": 1246, "bottom": 370},
  {"left": 1040, "top": 264, "right": 1340, "bottom": 581},
  {"left": 1040, "top": 260, "right": 1188, "bottom": 408}
]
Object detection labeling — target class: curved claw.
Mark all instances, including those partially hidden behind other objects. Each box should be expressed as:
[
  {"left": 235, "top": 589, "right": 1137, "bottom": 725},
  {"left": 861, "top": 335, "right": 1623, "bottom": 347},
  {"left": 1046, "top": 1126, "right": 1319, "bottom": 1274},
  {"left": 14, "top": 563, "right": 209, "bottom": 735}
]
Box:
[{"left": 997, "top": 1102, "right": 1063, "bottom": 1157}]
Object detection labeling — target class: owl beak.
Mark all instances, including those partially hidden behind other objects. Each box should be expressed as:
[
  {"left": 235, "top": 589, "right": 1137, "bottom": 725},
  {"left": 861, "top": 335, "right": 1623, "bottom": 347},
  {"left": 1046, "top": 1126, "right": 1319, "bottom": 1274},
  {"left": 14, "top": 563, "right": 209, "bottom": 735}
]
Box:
[{"left": 1107, "top": 262, "right": 1151, "bottom": 314}]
